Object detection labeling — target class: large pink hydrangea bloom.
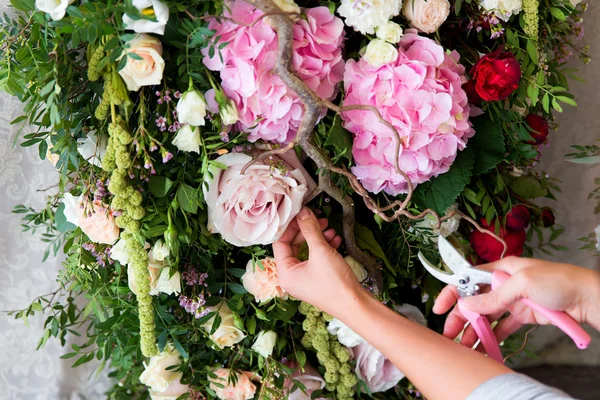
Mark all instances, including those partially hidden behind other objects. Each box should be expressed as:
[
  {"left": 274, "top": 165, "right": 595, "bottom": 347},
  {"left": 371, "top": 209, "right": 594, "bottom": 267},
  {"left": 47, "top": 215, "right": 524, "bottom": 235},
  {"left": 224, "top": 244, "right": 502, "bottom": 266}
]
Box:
[
  {"left": 202, "top": 0, "right": 345, "bottom": 143},
  {"left": 342, "top": 29, "right": 476, "bottom": 195}
]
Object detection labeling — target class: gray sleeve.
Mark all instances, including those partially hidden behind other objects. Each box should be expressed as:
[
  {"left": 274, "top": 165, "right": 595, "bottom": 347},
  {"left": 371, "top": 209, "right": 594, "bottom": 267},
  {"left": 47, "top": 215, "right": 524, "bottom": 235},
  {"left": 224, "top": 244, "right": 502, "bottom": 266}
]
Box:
[{"left": 467, "top": 373, "right": 575, "bottom": 400}]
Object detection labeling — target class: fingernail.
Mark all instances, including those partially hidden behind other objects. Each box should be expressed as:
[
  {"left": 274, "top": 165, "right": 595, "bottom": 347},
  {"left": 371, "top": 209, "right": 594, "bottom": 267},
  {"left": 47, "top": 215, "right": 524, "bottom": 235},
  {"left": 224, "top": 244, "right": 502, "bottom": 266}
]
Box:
[{"left": 298, "top": 207, "right": 311, "bottom": 221}]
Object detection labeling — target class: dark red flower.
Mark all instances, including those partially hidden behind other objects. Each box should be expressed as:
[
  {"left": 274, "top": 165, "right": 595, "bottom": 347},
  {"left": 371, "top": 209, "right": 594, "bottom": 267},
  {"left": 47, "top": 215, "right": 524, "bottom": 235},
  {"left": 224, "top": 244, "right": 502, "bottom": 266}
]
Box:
[
  {"left": 539, "top": 208, "right": 556, "bottom": 227},
  {"left": 470, "top": 227, "right": 526, "bottom": 262},
  {"left": 505, "top": 204, "right": 531, "bottom": 231},
  {"left": 525, "top": 114, "right": 550, "bottom": 145},
  {"left": 470, "top": 47, "right": 521, "bottom": 101},
  {"left": 463, "top": 80, "right": 482, "bottom": 105}
]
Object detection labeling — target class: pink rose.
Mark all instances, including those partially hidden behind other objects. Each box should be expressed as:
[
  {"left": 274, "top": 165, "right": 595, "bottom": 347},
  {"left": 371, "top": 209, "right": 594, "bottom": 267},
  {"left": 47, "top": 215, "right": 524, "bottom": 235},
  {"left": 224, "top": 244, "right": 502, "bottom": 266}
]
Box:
[
  {"left": 284, "top": 362, "right": 327, "bottom": 400},
  {"left": 204, "top": 152, "right": 312, "bottom": 246},
  {"left": 242, "top": 257, "right": 288, "bottom": 303},
  {"left": 209, "top": 368, "right": 257, "bottom": 400},
  {"left": 62, "top": 193, "right": 119, "bottom": 244},
  {"left": 351, "top": 342, "right": 404, "bottom": 393}
]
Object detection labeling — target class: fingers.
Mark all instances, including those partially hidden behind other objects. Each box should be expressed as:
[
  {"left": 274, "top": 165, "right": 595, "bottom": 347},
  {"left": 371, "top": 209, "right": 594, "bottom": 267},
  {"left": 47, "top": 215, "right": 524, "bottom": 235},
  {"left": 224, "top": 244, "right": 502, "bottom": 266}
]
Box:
[
  {"left": 460, "top": 309, "right": 506, "bottom": 348},
  {"left": 296, "top": 207, "right": 329, "bottom": 249},
  {"left": 462, "top": 273, "right": 528, "bottom": 316},
  {"left": 442, "top": 306, "right": 468, "bottom": 339},
  {"left": 477, "top": 256, "right": 537, "bottom": 275},
  {"left": 291, "top": 218, "right": 329, "bottom": 249},
  {"left": 493, "top": 314, "right": 524, "bottom": 344},
  {"left": 329, "top": 235, "right": 342, "bottom": 249},
  {"left": 433, "top": 285, "right": 459, "bottom": 315}
]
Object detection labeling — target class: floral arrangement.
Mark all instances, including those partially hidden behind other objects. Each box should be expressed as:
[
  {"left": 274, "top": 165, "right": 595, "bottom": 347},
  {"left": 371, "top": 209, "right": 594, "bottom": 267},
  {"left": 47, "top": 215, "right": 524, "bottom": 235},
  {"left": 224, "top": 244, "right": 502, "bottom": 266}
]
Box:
[{"left": 1, "top": 0, "right": 592, "bottom": 398}]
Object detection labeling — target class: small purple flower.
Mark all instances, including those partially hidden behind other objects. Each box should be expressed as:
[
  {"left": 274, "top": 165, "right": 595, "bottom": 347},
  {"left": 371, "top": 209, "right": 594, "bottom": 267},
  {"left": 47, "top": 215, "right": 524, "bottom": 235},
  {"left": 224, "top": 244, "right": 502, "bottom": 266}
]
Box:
[
  {"left": 157, "top": 98, "right": 164, "bottom": 105},
  {"left": 168, "top": 124, "right": 177, "bottom": 133},
  {"left": 155, "top": 91, "right": 162, "bottom": 97},
  {"left": 174, "top": 91, "right": 182, "bottom": 99},
  {"left": 162, "top": 151, "right": 173, "bottom": 163},
  {"left": 172, "top": 110, "right": 179, "bottom": 118},
  {"left": 476, "top": 26, "right": 483, "bottom": 33},
  {"left": 163, "top": 95, "right": 172, "bottom": 103},
  {"left": 219, "top": 131, "right": 230, "bottom": 143},
  {"left": 165, "top": 90, "right": 171, "bottom": 96}
]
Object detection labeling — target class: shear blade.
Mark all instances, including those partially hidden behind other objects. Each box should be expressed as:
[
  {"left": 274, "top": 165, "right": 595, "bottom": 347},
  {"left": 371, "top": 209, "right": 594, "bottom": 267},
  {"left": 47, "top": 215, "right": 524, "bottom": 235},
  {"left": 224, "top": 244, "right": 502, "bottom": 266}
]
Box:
[{"left": 417, "top": 251, "right": 462, "bottom": 287}]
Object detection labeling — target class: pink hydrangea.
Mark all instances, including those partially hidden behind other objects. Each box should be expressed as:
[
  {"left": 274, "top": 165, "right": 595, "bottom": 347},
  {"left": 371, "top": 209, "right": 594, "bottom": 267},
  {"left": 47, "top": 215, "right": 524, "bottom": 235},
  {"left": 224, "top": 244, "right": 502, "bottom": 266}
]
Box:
[
  {"left": 342, "top": 29, "right": 476, "bottom": 195},
  {"left": 202, "top": 0, "right": 345, "bottom": 143}
]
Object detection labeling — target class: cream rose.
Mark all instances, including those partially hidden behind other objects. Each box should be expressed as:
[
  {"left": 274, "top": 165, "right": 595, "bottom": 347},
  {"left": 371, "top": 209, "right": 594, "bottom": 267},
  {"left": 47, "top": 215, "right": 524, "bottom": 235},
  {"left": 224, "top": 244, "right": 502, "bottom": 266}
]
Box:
[
  {"left": 172, "top": 125, "right": 201, "bottom": 153},
  {"left": 35, "top": 0, "right": 74, "bottom": 20},
  {"left": 176, "top": 90, "right": 207, "bottom": 127},
  {"left": 203, "top": 303, "right": 246, "bottom": 349},
  {"left": 77, "top": 130, "right": 107, "bottom": 168},
  {"left": 242, "top": 258, "right": 288, "bottom": 303},
  {"left": 62, "top": 193, "right": 119, "bottom": 244},
  {"left": 375, "top": 21, "right": 403, "bottom": 44},
  {"left": 123, "top": 0, "right": 170, "bottom": 35},
  {"left": 209, "top": 369, "right": 256, "bottom": 400},
  {"left": 149, "top": 378, "right": 189, "bottom": 400},
  {"left": 403, "top": 0, "right": 450, "bottom": 34},
  {"left": 363, "top": 39, "right": 398, "bottom": 68},
  {"left": 251, "top": 330, "right": 277, "bottom": 358},
  {"left": 152, "top": 239, "right": 169, "bottom": 262},
  {"left": 140, "top": 343, "right": 183, "bottom": 393},
  {"left": 204, "top": 152, "right": 311, "bottom": 247},
  {"left": 284, "top": 362, "right": 327, "bottom": 400},
  {"left": 119, "top": 34, "right": 165, "bottom": 92},
  {"left": 351, "top": 341, "right": 404, "bottom": 393}
]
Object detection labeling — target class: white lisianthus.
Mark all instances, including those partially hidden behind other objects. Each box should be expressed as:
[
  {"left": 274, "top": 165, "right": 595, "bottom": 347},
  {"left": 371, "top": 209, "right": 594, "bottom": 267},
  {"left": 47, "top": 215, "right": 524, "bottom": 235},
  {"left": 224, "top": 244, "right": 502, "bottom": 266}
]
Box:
[
  {"left": 220, "top": 99, "right": 239, "bottom": 126},
  {"left": 118, "top": 34, "right": 165, "bottom": 91},
  {"left": 251, "top": 331, "right": 277, "bottom": 358},
  {"left": 403, "top": 0, "right": 450, "bottom": 34},
  {"left": 139, "top": 343, "right": 183, "bottom": 393},
  {"left": 375, "top": 21, "right": 403, "bottom": 44},
  {"left": 172, "top": 125, "right": 201, "bottom": 153},
  {"left": 110, "top": 238, "right": 131, "bottom": 265},
  {"left": 327, "top": 318, "right": 365, "bottom": 347},
  {"left": 344, "top": 256, "right": 368, "bottom": 282},
  {"left": 176, "top": 90, "right": 207, "bottom": 126},
  {"left": 152, "top": 239, "right": 169, "bottom": 262},
  {"left": 363, "top": 39, "right": 398, "bottom": 68},
  {"left": 123, "top": 0, "right": 170, "bottom": 35},
  {"left": 77, "top": 130, "right": 107, "bottom": 168},
  {"left": 337, "top": 0, "right": 403, "bottom": 35},
  {"left": 480, "top": 0, "right": 523, "bottom": 21},
  {"left": 35, "top": 0, "right": 75, "bottom": 20}
]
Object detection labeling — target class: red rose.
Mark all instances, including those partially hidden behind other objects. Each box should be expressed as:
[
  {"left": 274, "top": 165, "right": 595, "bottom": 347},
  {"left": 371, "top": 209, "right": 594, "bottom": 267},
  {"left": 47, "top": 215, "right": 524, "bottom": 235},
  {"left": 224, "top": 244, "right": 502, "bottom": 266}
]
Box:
[
  {"left": 539, "top": 208, "right": 556, "bottom": 227},
  {"left": 470, "top": 47, "right": 521, "bottom": 101},
  {"left": 463, "top": 80, "right": 482, "bottom": 105},
  {"left": 470, "top": 228, "right": 526, "bottom": 262},
  {"left": 505, "top": 204, "right": 531, "bottom": 231},
  {"left": 525, "top": 114, "right": 550, "bottom": 145}
]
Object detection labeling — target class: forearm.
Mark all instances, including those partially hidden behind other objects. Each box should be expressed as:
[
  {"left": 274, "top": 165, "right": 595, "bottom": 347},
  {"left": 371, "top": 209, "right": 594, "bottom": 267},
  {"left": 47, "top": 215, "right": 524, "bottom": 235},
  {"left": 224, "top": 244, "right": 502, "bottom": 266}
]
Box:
[
  {"left": 584, "top": 269, "right": 600, "bottom": 331},
  {"left": 333, "top": 288, "right": 512, "bottom": 400}
]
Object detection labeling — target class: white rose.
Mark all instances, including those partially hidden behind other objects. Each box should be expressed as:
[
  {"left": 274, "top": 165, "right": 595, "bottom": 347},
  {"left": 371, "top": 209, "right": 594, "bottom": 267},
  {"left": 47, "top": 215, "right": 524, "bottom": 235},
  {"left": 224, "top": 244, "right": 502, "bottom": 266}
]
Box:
[
  {"left": 109, "top": 238, "right": 131, "bottom": 265},
  {"left": 363, "top": 39, "right": 398, "bottom": 68},
  {"left": 176, "top": 90, "right": 207, "bottom": 127},
  {"left": 220, "top": 99, "right": 239, "bottom": 126},
  {"left": 337, "top": 0, "right": 403, "bottom": 35},
  {"left": 35, "top": 0, "right": 74, "bottom": 20},
  {"left": 328, "top": 318, "right": 365, "bottom": 347},
  {"left": 203, "top": 303, "right": 246, "bottom": 349},
  {"left": 123, "top": 0, "right": 170, "bottom": 35},
  {"left": 140, "top": 343, "right": 183, "bottom": 393},
  {"left": 404, "top": 0, "right": 450, "bottom": 33},
  {"left": 251, "top": 330, "right": 277, "bottom": 358},
  {"left": 77, "top": 130, "right": 107, "bottom": 168},
  {"left": 172, "top": 125, "right": 201, "bottom": 153},
  {"left": 152, "top": 239, "right": 169, "bottom": 261},
  {"left": 150, "top": 269, "right": 181, "bottom": 296},
  {"left": 118, "top": 34, "right": 165, "bottom": 92},
  {"left": 394, "top": 303, "right": 428, "bottom": 326},
  {"left": 344, "top": 256, "right": 368, "bottom": 282},
  {"left": 375, "top": 21, "right": 403, "bottom": 44}
]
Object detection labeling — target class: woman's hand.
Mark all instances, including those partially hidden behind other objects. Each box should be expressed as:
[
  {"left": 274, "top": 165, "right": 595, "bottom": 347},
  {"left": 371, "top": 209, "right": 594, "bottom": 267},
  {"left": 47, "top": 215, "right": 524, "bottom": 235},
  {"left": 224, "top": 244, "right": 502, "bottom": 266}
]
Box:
[
  {"left": 273, "top": 207, "right": 361, "bottom": 317},
  {"left": 433, "top": 256, "right": 600, "bottom": 348}
]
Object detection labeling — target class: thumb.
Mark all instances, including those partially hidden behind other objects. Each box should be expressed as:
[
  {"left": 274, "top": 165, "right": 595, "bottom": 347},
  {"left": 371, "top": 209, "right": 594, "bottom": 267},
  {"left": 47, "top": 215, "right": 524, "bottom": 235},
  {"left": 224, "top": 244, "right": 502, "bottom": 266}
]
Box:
[
  {"left": 296, "top": 207, "right": 329, "bottom": 249},
  {"left": 463, "top": 275, "right": 527, "bottom": 315}
]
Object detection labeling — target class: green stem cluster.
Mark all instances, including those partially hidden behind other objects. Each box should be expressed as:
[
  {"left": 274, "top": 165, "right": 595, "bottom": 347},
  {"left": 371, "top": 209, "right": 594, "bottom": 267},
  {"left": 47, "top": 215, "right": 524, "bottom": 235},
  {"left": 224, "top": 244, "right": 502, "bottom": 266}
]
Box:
[
  {"left": 298, "top": 302, "right": 357, "bottom": 400},
  {"left": 523, "top": 0, "right": 540, "bottom": 38},
  {"left": 103, "top": 107, "right": 157, "bottom": 357}
]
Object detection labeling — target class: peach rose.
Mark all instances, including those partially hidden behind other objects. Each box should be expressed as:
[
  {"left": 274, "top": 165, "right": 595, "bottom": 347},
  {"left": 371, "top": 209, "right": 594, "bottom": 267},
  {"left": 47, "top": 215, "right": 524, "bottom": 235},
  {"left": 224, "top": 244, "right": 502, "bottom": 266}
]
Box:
[
  {"left": 202, "top": 303, "right": 246, "bottom": 349},
  {"left": 204, "top": 151, "right": 313, "bottom": 247},
  {"left": 208, "top": 368, "right": 256, "bottom": 400},
  {"left": 62, "top": 193, "right": 119, "bottom": 244},
  {"left": 242, "top": 257, "right": 288, "bottom": 303},
  {"left": 403, "top": 0, "right": 450, "bottom": 34},
  {"left": 118, "top": 34, "right": 165, "bottom": 91}
]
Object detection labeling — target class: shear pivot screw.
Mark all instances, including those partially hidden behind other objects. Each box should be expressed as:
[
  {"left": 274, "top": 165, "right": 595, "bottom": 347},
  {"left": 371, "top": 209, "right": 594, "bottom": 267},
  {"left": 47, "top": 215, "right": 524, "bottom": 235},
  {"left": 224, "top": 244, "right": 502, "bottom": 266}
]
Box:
[{"left": 458, "top": 277, "right": 469, "bottom": 285}]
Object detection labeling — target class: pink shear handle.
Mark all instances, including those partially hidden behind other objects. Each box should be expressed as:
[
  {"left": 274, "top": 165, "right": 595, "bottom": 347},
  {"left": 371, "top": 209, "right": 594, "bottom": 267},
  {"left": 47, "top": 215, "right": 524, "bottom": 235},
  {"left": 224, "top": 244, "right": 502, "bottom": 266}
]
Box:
[
  {"left": 492, "top": 270, "right": 591, "bottom": 350},
  {"left": 457, "top": 298, "right": 503, "bottom": 363}
]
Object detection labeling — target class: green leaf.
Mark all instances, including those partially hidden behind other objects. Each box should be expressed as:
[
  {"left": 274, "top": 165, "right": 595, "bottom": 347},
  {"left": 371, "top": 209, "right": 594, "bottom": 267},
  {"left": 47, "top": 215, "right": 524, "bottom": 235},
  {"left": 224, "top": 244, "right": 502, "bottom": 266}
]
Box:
[
  {"left": 469, "top": 116, "right": 506, "bottom": 175},
  {"left": 170, "top": 336, "right": 189, "bottom": 360},
  {"left": 555, "top": 96, "right": 577, "bottom": 107},
  {"left": 413, "top": 147, "right": 475, "bottom": 214},
  {"left": 510, "top": 176, "right": 548, "bottom": 198},
  {"left": 38, "top": 140, "right": 48, "bottom": 160},
  {"left": 542, "top": 93, "right": 550, "bottom": 113},
  {"left": 247, "top": 316, "right": 257, "bottom": 335},
  {"left": 566, "top": 155, "right": 600, "bottom": 164},
  {"left": 148, "top": 176, "right": 174, "bottom": 197},
  {"left": 549, "top": 7, "right": 567, "bottom": 20},
  {"left": 228, "top": 283, "right": 248, "bottom": 294},
  {"left": 296, "top": 350, "right": 307, "bottom": 368},
  {"left": 276, "top": 301, "right": 298, "bottom": 323},
  {"left": 526, "top": 40, "right": 539, "bottom": 64},
  {"left": 59, "top": 352, "right": 78, "bottom": 359},
  {"left": 10, "top": 0, "right": 35, "bottom": 12},
  {"left": 176, "top": 183, "right": 198, "bottom": 214},
  {"left": 354, "top": 223, "right": 393, "bottom": 273},
  {"left": 323, "top": 115, "right": 353, "bottom": 163},
  {"left": 55, "top": 202, "right": 76, "bottom": 233}
]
